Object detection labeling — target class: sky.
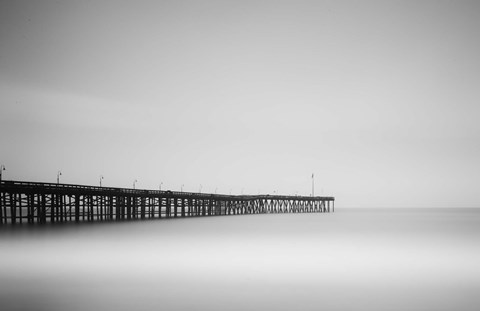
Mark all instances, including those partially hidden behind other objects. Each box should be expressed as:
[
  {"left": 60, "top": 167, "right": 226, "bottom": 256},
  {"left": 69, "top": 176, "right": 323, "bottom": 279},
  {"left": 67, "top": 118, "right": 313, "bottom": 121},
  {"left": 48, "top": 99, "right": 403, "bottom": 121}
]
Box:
[{"left": 1, "top": 0, "right": 479, "bottom": 208}]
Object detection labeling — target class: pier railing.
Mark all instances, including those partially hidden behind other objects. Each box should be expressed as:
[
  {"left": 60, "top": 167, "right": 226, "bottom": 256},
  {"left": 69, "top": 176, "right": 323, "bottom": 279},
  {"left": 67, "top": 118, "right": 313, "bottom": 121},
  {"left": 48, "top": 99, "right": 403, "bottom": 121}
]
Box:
[{"left": 0, "top": 180, "right": 334, "bottom": 225}]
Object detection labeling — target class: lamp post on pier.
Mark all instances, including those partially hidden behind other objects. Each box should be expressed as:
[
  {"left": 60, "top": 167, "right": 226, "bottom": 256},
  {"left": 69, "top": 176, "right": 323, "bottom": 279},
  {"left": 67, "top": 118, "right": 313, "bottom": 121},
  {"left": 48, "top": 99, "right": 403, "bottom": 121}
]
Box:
[
  {"left": 133, "top": 179, "right": 137, "bottom": 189},
  {"left": 0, "top": 165, "right": 5, "bottom": 181},
  {"left": 99, "top": 175, "right": 104, "bottom": 187},
  {"left": 57, "top": 171, "right": 62, "bottom": 184},
  {"left": 311, "top": 173, "right": 315, "bottom": 197}
]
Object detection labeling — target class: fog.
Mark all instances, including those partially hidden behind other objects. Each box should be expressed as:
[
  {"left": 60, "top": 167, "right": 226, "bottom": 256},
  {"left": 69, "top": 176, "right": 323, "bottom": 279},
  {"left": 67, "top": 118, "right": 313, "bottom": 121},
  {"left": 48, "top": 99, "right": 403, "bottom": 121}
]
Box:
[{"left": 1, "top": 209, "right": 479, "bottom": 310}]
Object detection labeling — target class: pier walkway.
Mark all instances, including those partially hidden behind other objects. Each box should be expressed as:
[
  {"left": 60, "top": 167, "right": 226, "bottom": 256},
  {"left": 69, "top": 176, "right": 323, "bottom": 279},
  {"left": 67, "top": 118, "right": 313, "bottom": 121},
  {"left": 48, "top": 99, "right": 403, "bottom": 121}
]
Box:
[{"left": 0, "top": 180, "right": 334, "bottom": 225}]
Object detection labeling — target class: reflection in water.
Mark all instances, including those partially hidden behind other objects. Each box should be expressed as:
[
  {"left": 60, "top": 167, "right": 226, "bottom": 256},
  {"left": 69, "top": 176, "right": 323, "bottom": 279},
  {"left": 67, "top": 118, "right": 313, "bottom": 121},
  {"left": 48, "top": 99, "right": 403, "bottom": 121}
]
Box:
[{"left": 1, "top": 208, "right": 480, "bottom": 311}]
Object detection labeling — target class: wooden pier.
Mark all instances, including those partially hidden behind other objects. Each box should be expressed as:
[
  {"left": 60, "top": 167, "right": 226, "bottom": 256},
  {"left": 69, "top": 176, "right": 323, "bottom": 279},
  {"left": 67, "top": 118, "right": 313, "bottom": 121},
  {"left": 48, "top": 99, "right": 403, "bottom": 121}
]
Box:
[{"left": 0, "top": 180, "right": 334, "bottom": 225}]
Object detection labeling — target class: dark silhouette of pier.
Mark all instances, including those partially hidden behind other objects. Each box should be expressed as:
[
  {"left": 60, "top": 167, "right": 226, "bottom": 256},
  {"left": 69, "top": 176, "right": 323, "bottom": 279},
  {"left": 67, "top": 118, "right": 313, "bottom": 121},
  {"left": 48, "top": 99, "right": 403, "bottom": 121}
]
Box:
[{"left": 0, "top": 180, "right": 335, "bottom": 225}]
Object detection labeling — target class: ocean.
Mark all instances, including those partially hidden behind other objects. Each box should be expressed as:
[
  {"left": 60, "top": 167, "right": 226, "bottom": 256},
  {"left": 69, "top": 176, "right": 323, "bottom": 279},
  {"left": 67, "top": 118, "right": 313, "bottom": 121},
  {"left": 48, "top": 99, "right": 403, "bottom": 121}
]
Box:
[{"left": 1, "top": 208, "right": 479, "bottom": 311}]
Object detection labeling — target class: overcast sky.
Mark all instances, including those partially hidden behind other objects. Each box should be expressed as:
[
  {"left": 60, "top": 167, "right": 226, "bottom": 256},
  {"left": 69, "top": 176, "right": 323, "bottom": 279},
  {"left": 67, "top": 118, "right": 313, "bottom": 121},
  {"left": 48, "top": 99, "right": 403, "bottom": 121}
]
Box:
[{"left": 1, "top": 0, "right": 479, "bottom": 207}]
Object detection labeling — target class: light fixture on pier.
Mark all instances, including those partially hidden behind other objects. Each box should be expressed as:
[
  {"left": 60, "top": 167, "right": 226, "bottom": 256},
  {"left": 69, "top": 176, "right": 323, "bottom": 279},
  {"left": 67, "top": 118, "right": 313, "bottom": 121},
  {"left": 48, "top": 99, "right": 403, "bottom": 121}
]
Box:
[
  {"left": 0, "top": 165, "right": 5, "bottom": 181},
  {"left": 181, "top": 184, "right": 184, "bottom": 192},
  {"left": 57, "top": 170, "right": 62, "bottom": 184},
  {"left": 159, "top": 182, "right": 163, "bottom": 191},
  {"left": 99, "top": 175, "right": 104, "bottom": 187},
  {"left": 133, "top": 179, "right": 137, "bottom": 189}
]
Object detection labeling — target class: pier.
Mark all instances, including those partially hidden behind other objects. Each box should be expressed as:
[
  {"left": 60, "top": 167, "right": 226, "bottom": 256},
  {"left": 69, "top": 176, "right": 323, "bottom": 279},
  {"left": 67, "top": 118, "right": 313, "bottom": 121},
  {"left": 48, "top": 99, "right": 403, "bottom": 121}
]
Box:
[{"left": 0, "top": 180, "right": 334, "bottom": 225}]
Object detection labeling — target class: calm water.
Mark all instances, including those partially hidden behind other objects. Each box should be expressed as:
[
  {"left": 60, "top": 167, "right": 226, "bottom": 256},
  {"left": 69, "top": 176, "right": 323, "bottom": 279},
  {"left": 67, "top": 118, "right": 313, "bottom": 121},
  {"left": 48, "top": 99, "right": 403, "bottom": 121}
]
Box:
[{"left": 1, "top": 208, "right": 480, "bottom": 311}]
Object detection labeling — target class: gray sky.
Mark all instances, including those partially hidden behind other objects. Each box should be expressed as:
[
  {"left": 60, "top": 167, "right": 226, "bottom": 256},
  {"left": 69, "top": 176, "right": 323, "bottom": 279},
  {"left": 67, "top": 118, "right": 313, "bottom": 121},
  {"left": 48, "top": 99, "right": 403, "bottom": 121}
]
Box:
[{"left": 1, "top": 0, "right": 479, "bottom": 207}]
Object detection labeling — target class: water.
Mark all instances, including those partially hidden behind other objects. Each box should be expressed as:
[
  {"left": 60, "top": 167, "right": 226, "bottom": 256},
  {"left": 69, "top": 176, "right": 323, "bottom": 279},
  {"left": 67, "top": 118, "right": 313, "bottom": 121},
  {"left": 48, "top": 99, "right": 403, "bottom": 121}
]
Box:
[{"left": 1, "top": 208, "right": 480, "bottom": 311}]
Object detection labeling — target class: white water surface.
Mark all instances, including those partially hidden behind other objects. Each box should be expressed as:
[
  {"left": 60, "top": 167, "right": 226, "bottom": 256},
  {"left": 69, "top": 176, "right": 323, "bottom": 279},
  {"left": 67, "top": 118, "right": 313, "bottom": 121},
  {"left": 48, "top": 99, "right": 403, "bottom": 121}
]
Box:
[{"left": 1, "top": 208, "right": 480, "bottom": 311}]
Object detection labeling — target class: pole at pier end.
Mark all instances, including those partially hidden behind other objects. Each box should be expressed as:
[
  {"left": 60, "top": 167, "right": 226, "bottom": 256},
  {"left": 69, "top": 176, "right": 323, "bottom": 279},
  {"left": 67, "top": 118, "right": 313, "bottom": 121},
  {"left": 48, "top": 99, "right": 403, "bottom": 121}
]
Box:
[{"left": 311, "top": 173, "right": 314, "bottom": 197}]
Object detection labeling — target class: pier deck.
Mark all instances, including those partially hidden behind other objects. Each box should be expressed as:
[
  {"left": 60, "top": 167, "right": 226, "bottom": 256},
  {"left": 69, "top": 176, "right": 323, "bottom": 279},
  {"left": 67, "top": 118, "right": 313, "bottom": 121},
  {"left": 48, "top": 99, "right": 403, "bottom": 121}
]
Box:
[{"left": 0, "top": 180, "right": 334, "bottom": 225}]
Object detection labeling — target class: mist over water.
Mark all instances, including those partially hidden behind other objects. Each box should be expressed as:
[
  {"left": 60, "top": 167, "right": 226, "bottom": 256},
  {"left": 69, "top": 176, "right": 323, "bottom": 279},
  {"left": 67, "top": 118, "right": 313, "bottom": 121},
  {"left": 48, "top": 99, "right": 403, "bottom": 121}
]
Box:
[{"left": 1, "top": 208, "right": 480, "bottom": 311}]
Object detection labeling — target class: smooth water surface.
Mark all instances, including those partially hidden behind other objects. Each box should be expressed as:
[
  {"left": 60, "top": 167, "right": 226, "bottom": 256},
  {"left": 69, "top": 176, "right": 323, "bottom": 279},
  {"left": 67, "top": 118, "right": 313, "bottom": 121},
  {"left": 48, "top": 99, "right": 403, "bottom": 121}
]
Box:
[{"left": 1, "top": 208, "right": 480, "bottom": 311}]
